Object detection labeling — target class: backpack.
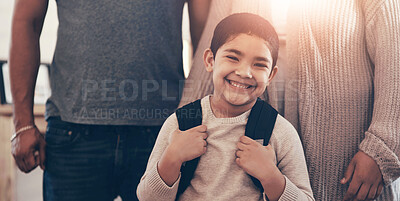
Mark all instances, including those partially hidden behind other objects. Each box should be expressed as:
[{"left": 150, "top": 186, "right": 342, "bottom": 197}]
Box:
[{"left": 175, "top": 98, "right": 278, "bottom": 200}]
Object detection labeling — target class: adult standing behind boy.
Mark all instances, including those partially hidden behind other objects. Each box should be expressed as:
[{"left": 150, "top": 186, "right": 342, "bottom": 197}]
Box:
[
  {"left": 9, "top": 0, "right": 210, "bottom": 200},
  {"left": 285, "top": 0, "right": 400, "bottom": 200}
]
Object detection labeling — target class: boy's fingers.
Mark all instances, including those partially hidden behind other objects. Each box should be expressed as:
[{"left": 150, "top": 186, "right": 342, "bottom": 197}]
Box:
[
  {"left": 235, "top": 157, "right": 241, "bottom": 166},
  {"left": 201, "top": 132, "right": 208, "bottom": 139},
  {"left": 174, "top": 129, "right": 182, "bottom": 135},
  {"left": 192, "top": 125, "right": 207, "bottom": 132},
  {"left": 176, "top": 125, "right": 205, "bottom": 133},
  {"left": 202, "top": 147, "right": 207, "bottom": 154},
  {"left": 342, "top": 160, "right": 355, "bottom": 184},
  {"left": 236, "top": 142, "right": 246, "bottom": 150},
  {"left": 203, "top": 139, "right": 207, "bottom": 147},
  {"left": 235, "top": 150, "right": 243, "bottom": 158},
  {"left": 264, "top": 144, "right": 273, "bottom": 150},
  {"left": 239, "top": 136, "right": 252, "bottom": 144}
]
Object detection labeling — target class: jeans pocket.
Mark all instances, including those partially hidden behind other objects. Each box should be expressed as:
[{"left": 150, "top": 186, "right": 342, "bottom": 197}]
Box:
[{"left": 45, "top": 126, "right": 81, "bottom": 149}]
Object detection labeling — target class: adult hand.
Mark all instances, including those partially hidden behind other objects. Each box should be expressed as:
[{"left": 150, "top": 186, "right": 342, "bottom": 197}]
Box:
[
  {"left": 11, "top": 127, "right": 46, "bottom": 173},
  {"left": 342, "top": 151, "right": 383, "bottom": 201}
]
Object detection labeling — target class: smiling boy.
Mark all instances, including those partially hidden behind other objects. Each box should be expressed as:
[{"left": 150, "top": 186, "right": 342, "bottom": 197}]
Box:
[{"left": 137, "top": 13, "right": 314, "bottom": 201}]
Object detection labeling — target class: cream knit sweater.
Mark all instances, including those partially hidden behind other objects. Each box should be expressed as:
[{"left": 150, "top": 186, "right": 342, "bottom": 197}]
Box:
[
  {"left": 137, "top": 96, "right": 314, "bottom": 201},
  {"left": 285, "top": 0, "right": 400, "bottom": 200}
]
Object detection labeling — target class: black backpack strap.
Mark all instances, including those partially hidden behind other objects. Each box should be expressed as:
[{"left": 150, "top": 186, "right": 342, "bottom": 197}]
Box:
[
  {"left": 175, "top": 99, "right": 202, "bottom": 199},
  {"left": 245, "top": 98, "right": 278, "bottom": 194}
]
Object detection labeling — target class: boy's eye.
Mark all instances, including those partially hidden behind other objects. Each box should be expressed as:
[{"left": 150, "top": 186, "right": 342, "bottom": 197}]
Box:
[
  {"left": 254, "top": 63, "right": 268, "bottom": 68},
  {"left": 226, "top": 56, "right": 239, "bottom": 61}
]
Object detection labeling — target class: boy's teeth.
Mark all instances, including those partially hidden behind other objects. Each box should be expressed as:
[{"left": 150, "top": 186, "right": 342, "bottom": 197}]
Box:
[{"left": 230, "top": 80, "right": 249, "bottom": 89}]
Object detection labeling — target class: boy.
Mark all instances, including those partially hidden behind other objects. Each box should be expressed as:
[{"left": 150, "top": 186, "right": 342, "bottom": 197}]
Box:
[{"left": 137, "top": 13, "right": 314, "bottom": 201}]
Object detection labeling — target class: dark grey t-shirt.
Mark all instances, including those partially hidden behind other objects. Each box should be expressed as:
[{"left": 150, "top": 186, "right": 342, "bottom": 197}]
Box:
[{"left": 46, "top": 0, "right": 187, "bottom": 125}]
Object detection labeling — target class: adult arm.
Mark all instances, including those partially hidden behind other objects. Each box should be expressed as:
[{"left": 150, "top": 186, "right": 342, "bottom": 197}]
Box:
[
  {"left": 187, "top": 0, "right": 211, "bottom": 52},
  {"left": 358, "top": 0, "right": 400, "bottom": 185},
  {"left": 9, "top": 0, "right": 49, "bottom": 173},
  {"left": 343, "top": 2, "right": 400, "bottom": 200}
]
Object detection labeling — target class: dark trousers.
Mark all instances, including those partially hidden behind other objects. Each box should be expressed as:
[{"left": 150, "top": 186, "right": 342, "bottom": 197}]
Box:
[{"left": 43, "top": 117, "right": 160, "bottom": 201}]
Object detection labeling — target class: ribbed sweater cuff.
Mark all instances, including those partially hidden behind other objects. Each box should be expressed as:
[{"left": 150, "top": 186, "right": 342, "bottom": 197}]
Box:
[
  {"left": 359, "top": 132, "right": 400, "bottom": 185},
  {"left": 146, "top": 164, "right": 181, "bottom": 199},
  {"left": 277, "top": 176, "right": 300, "bottom": 201}
]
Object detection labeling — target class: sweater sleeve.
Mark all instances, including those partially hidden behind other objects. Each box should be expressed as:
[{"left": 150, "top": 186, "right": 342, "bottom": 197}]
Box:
[
  {"left": 270, "top": 115, "right": 315, "bottom": 201},
  {"left": 358, "top": 0, "right": 400, "bottom": 185},
  {"left": 136, "top": 114, "right": 181, "bottom": 201}
]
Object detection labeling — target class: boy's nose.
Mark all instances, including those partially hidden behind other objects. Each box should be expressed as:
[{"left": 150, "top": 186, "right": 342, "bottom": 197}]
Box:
[{"left": 234, "top": 65, "right": 253, "bottom": 79}]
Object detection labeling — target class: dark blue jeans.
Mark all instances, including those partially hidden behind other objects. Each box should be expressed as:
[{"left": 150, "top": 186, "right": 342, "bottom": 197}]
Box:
[{"left": 43, "top": 117, "right": 160, "bottom": 201}]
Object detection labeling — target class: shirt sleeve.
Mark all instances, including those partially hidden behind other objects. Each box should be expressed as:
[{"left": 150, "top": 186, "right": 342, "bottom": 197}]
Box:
[
  {"left": 269, "top": 115, "right": 315, "bottom": 201},
  {"left": 136, "top": 114, "right": 181, "bottom": 201},
  {"left": 358, "top": 0, "right": 400, "bottom": 185}
]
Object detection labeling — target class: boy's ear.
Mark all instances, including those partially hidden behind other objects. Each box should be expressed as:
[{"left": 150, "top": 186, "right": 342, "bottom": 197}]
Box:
[
  {"left": 203, "top": 48, "right": 214, "bottom": 72},
  {"left": 267, "top": 66, "right": 278, "bottom": 85}
]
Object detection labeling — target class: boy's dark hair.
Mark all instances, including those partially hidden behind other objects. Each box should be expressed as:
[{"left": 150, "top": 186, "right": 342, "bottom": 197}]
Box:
[{"left": 210, "top": 13, "right": 279, "bottom": 68}]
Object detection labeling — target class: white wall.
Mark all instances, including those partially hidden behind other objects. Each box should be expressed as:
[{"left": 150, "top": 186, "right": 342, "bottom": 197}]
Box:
[{"left": 0, "top": 0, "right": 59, "bottom": 63}]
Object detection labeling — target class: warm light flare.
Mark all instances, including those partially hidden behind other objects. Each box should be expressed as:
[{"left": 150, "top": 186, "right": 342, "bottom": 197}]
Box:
[{"left": 271, "top": 0, "right": 291, "bottom": 23}]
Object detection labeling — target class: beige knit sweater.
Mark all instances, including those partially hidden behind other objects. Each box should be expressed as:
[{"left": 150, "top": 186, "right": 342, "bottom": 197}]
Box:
[
  {"left": 137, "top": 96, "right": 314, "bottom": 201},
  {"left": 285, "top": 0, "right": 400, "bottom": 200}
]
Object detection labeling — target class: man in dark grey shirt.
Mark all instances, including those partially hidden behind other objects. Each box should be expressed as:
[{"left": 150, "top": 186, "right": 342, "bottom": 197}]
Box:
[{"left": 9, "top": 0, "right": 210, "bottom": 200}]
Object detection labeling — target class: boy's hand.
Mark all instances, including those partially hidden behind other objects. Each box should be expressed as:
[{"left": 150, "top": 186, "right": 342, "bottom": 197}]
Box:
[
  {"left": 235, "top": 136, "right": 285, "bottom": 201},
  {"left": 235, "top": 136, "right": 279, "bottom": 182},
  {"left": 167, "top": 125, "right": 208, "bottom": 164},
  {"left": 342, "top": 151, "right": 384, "bottom": 201},
  {"left": 158, "top": 125, "right": 208, "bottom": 186}
]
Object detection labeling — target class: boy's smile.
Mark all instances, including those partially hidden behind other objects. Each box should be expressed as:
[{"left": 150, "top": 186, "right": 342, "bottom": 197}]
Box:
[
  {"left": 226, "top": 79, "right": 255, "bottom": 89},
  {"left": 204, "top": 33, "right": 277, "bottom": 117}
]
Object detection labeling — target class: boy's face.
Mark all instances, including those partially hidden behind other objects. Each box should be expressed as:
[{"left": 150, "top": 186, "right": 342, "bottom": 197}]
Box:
[{"left": 204, "top": 33, "right": 277, "bottom": 107}]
